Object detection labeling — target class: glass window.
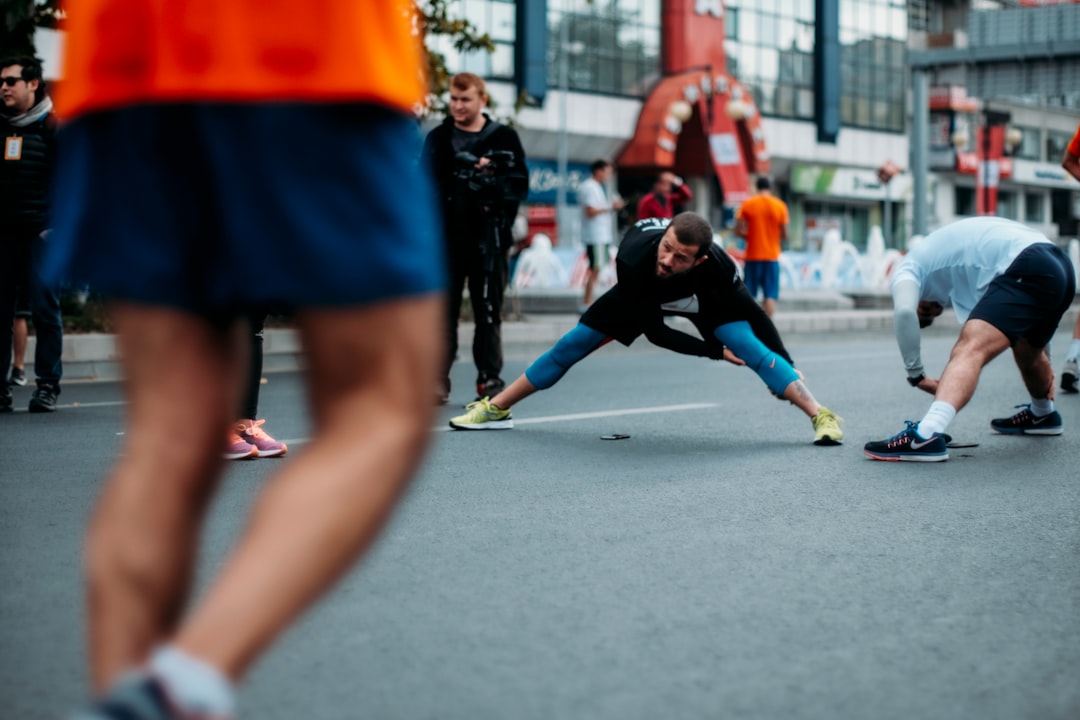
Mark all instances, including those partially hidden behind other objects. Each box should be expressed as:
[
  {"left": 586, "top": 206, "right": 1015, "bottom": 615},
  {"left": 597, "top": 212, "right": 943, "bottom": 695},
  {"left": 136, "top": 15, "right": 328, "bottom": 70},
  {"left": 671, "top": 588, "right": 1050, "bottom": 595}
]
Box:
[
  {"left": 758, "top": 13, "right": 778, "bottom": 44},
  {"left": 955, "top": 186, "right": 976, "bottom": 216},
  {"left": 1025, "top": 192, "right": 1045, "bottom": 223},
  {"left": 759, "top": 47, "right": 780, "bottom": 79},
  {"left": 547, "top": 0, "right": 661, "bottom": 96},
  {"left": 778, "top": 16, "right": 797, "bottom": 48},
  {"left": 490, "top": 2, "right": 515, "bottom": 42},
  {"left": 776, "top": 84, "right": 795, "bottom": 115},
  {"left": 491, "top": 43, "right": 514, "bottom": 77},
  {"left": 1047, "top": 130, "right": 1072, "bottom": 163},
  {"left": 724, "top": 0, "right": 904, "bottom": 129},
  {"left": 797, "top": 88, "right": 814, "bottom": 118},
  {"left": 1014, "top": 127, "right": 1041, "bottom": 161},
  {"left": 856, "top": 97, "right": 871, "bottom": 126},
  {"left": 998, "top": 191, "right": 1018, "bottom": 220}
]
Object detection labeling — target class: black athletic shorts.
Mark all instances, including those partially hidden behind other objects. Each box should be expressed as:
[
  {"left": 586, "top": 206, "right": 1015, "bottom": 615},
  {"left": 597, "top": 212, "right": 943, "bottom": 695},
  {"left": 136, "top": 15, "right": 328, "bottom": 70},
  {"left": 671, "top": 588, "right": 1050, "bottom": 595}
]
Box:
[
  {"left": 968, "top": 243, "right": 1076, "bottom": 347},
  {"left": 14, "top": 284, "right": 31, "bottom": 319}
]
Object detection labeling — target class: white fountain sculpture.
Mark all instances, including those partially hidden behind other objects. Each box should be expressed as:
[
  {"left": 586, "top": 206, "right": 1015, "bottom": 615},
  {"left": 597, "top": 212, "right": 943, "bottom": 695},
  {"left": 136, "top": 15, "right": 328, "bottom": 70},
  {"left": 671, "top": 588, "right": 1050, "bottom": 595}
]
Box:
[
  {"left": 777, "top": 254, "right": 802, "bottom": 290},
  {"left": 817, "top": 228, "right": 866, "bottom": 289},
  {"left": 797, "top": 226, "right": 903, "bottom": 291},
  {"left": 512, "top": 233, "right": 569, "bottom": 289},
  {"left": 862, "top": 226, "right": 903, "bottom": 290}
]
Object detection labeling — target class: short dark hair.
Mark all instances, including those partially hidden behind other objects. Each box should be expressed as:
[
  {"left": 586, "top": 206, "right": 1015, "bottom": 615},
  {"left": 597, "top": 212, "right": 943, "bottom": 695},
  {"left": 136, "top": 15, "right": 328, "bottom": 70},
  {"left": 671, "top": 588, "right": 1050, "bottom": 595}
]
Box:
[
  {"left": 1, "top": 56, "right": 46, "bottom": 101},
  {"left": 670, "top": 212, "right": 713, "bottom": 257},
  {"left": 1, "top": 56, "right": 42, "bottom": 82},
  {"left": 755, "top": 176, "right": 772, "bottom": 191},
  {"left": 590, "top": 159, "right": 611, "bottom": 174}
]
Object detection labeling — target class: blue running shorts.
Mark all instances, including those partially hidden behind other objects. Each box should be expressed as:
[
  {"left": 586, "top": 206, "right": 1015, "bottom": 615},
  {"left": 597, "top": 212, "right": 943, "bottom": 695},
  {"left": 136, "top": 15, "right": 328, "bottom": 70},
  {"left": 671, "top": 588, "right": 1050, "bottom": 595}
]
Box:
[
  {"left": 46, "top": 103, "right": 445, "bottom": 315},
  {"left": 742, "top": 260, "right": 780, "bottom": 301}
]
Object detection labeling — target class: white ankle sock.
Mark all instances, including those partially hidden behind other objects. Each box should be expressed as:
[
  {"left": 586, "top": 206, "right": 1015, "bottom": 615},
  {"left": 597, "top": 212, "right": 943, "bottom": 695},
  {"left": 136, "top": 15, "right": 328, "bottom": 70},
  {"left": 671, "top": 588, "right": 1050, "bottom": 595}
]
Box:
[
  {"left": 150, "top": 646, "right": 236, "bottom": 718},
  {"left": 1067, "top": 339, "right": 1080, "bottom": 362},
  {"left": 1030, "top": 397, "right": 1054, "bottom": 417},
  {"left": 916, "top": 401, "right": 956, "bottom": 438}
]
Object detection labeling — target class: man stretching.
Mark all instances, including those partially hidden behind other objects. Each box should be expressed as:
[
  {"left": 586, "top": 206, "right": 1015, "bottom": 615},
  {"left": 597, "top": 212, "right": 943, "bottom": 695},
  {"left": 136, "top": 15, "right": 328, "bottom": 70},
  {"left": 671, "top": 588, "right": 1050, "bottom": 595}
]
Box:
[
  {"left": 864, "top": 216, "right": 1075, "bottom": 462},
  {"left": 449, "top": 213, "right": 843, "bottom": 446}
]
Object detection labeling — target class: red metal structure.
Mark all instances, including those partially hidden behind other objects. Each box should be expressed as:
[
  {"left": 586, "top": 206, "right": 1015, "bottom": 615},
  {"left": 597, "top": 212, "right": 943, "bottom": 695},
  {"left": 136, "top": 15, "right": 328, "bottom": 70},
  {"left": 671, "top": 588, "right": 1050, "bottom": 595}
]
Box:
[{"left": 616, "top": 0, "right": 768, "bottom": 208}]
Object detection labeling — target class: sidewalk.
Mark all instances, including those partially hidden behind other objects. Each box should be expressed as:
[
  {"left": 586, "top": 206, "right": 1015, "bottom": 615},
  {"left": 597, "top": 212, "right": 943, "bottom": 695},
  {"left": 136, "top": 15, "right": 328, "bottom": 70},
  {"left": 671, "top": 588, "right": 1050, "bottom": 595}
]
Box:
[{"left": 24, "top": 296, "right": 1079, "bottom": 382}]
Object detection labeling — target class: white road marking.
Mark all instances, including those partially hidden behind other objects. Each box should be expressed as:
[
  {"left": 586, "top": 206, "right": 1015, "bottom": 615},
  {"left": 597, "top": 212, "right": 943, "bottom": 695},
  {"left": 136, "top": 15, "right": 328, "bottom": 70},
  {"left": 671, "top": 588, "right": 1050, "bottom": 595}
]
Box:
[{"left": 280, "top": 402, "right": 720, "bottom": 445}]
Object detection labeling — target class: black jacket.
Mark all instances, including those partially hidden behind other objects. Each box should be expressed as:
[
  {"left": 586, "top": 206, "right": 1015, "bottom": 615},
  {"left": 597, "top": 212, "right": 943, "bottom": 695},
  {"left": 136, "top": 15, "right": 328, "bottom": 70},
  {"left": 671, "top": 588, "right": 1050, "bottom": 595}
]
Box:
[
  {"left": 422, "top": 115, "right": 528, "bottom": 250},
  {"left": 607, "top": 219, "right": 793, "bottom": 363},
  {"left": 1, "top": 105, "right": 56, "bottom": 238}
]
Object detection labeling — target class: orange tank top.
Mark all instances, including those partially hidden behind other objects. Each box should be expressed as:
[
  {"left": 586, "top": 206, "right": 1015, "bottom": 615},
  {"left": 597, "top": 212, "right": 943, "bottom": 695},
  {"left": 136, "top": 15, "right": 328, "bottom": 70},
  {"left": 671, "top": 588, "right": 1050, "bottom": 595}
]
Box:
[{"left": 56, "top": 0, "right": 425, "bottom": 119}]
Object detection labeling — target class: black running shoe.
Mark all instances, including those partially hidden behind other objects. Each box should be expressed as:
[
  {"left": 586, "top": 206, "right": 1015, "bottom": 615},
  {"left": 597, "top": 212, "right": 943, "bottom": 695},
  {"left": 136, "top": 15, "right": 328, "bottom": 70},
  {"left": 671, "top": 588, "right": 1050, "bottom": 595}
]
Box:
[
  {"left": 72, "top": 675, "right": 211, "bottom": 720},
  {"left": 863, "top": 420, "right": 948, "bottom": 462},
  {"left": 29, "top": 383, "right": 59, "bottom": 413},
  {"left": 990, "top": 404, "right": 1063, "bottom": 435},
  {"left": 8, "top": 366, "right": 26, "bottom": 386}
]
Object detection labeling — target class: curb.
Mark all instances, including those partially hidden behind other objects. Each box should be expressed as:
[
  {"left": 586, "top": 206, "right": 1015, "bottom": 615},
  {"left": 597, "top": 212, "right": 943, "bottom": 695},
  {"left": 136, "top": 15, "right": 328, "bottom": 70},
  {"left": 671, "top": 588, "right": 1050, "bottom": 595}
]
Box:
[{"left": 22, "top": 305, "right": 1079, "bottom": 383}]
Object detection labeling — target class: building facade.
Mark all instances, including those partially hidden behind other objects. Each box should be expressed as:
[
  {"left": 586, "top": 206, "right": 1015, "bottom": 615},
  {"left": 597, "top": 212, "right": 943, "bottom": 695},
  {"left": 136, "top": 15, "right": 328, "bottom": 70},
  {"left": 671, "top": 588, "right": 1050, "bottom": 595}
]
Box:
[{"left": 429, "top": 0, "right": 1080, "bottom": 251}]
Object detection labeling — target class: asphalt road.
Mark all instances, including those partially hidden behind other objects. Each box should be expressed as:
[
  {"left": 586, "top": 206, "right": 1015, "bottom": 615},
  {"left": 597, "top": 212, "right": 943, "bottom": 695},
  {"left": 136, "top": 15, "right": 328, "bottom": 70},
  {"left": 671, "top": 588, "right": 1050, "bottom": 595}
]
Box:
[{"left": 2, "top": 328, "right": 1078, "bottom": 720}]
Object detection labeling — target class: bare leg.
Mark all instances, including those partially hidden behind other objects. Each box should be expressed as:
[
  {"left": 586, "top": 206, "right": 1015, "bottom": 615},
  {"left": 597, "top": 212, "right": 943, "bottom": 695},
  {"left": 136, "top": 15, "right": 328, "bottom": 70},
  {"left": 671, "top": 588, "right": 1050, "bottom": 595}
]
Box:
[
  {"left": 762, "top": 298, "right": 777, "bottom": 317},
  {"left": 583, "top": 268, "right": 599, "bottom": 307},
  {"left": 172, "top": 295, "right": 443, "bottom": 680},
  {"left": 490, "top": 374, "right": 538, "bottom": 410},
  {"left": 86, "top": 305, "right": 246, "bottom": 691},
  {"left": 779, "top": 377, "right": 821, "bottom": 418},
  {"left": 1013, "top": 338, "right": 1055, "bottom": 400},
  {"left": 933, "top": 319, "right": 1011, "bottom": 411},
  {"left": 12, "top": 317, "right": 27, "bottom": 370}
]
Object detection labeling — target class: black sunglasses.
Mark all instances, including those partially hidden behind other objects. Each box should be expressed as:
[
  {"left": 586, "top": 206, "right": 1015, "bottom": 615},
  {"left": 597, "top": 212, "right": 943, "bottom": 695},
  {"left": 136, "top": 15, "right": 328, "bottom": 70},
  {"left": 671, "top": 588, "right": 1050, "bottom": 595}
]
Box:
[{"left": 1, "top": 77, "right": 25, "bottom": 87}]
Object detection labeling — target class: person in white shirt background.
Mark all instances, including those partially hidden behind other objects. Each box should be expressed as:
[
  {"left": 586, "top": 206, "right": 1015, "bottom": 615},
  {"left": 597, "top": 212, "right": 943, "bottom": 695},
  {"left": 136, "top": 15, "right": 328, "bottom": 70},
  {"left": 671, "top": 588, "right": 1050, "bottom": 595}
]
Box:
[{"left": 577, "top": 159, "right": 624, "bottom": 311}]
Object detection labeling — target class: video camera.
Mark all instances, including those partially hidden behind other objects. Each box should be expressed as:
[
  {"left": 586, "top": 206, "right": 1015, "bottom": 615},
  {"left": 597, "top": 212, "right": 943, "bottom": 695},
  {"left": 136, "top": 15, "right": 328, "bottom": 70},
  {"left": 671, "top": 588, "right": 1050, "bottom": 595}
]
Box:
[{"left": 453, "top": 149, "right": 521, "bottom": 209}]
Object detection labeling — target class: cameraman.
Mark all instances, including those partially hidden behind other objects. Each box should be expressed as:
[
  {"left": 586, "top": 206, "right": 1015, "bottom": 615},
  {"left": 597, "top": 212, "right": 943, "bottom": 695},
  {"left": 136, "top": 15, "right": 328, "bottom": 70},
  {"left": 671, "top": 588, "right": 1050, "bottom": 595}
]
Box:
[{"left": 423, "top": 73, "right": 527, "bottom": 403}]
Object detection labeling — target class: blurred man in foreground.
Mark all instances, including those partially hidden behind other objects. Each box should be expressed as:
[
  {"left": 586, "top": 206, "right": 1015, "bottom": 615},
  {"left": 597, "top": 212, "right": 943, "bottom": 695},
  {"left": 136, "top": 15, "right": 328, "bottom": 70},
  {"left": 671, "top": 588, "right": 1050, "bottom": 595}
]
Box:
[{"left": 51, "top": 3, "right": 446, "bottom": 717}]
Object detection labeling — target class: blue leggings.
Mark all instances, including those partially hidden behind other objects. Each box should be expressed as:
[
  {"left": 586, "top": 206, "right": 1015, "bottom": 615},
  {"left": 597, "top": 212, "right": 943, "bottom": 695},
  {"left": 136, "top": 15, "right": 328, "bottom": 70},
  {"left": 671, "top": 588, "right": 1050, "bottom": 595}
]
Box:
[
  {"left": 525, "top": 324, "right": 607, "bottom": 389},
  {"left": 713, "top": 321, "right": 798, "bottom": 395}
]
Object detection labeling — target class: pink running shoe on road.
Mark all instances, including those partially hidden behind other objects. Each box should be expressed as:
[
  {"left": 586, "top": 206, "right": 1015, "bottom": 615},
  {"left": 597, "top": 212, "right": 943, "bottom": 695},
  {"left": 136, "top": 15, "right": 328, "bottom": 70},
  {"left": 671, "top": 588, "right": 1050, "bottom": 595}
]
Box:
[
  {"left": 225, "top": 430, "right": 257, "bottom": 460},
  {"left": 238, "top": 418, "right": 288, "bottom": 457}
]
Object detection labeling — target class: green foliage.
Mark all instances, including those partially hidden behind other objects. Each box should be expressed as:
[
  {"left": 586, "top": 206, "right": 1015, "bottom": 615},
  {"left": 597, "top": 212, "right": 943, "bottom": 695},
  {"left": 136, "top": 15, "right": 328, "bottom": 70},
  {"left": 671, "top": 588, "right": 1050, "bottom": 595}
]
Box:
[
  {"left": 1, "top": 0, "right": 63, "bottom": 59},
  {"left": 416, "top": 0, "right": 496, "bottom": 117}
]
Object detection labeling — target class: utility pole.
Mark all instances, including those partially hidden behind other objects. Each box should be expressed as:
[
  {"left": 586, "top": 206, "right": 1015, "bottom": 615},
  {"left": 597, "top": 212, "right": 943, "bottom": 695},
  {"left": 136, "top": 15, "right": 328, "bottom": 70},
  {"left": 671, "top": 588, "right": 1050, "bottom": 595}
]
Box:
[{"left": 555, "top": 0, "right": 570, "bottom": 244}]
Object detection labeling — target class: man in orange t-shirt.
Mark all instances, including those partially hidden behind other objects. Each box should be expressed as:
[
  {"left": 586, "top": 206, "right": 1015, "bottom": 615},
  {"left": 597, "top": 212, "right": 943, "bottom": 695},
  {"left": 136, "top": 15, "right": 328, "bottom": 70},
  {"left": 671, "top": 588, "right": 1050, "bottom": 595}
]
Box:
[{"left": 735, "top": 176, "right": 789, "bottom": 316}]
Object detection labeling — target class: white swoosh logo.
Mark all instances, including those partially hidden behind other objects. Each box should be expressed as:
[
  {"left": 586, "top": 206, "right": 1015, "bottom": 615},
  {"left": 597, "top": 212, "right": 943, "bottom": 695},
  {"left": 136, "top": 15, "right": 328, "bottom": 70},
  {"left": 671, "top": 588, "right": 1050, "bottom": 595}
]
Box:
[{"left": 910, "top": 437, "right": 937, "bottom": 449}]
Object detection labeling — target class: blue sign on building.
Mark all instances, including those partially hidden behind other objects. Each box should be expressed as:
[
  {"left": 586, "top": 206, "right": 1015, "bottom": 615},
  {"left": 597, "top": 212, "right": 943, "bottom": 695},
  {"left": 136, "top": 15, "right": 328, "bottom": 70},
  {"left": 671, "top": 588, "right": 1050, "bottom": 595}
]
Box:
[{"left": 526, "top": 159, "right": 591, "bottom": 205}]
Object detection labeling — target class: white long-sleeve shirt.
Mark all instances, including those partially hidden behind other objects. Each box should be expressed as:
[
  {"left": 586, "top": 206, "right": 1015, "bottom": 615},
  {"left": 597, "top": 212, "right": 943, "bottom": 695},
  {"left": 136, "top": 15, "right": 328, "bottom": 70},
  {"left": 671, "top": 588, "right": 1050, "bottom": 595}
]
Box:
[{"left": 890, "top": 217, "right": 1051, "bottom": 379}]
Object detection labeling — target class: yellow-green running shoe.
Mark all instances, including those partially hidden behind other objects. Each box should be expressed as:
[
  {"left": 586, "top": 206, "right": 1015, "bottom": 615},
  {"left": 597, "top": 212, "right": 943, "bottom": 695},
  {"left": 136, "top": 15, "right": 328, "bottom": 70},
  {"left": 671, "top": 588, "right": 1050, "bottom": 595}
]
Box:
[
  {"left": 449, "top": 397, "right": 513, "bottom": 430},
  {"left": 811, "top": 406, "right": 843, "bottom": 445}
]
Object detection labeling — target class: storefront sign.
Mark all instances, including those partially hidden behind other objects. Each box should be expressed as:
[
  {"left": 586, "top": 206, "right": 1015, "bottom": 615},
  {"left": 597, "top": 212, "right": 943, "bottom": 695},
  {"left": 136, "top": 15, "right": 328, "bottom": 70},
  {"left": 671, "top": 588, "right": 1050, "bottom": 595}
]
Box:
[
  {"left": 791, "top": 164, "right": 913, "bottom": 200},
  {"left": 1010, "top": 162, "right": 1074, "bottom": 188},
  {"left": 526, "top": 159, "right": 592, "bottom": 205}
]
